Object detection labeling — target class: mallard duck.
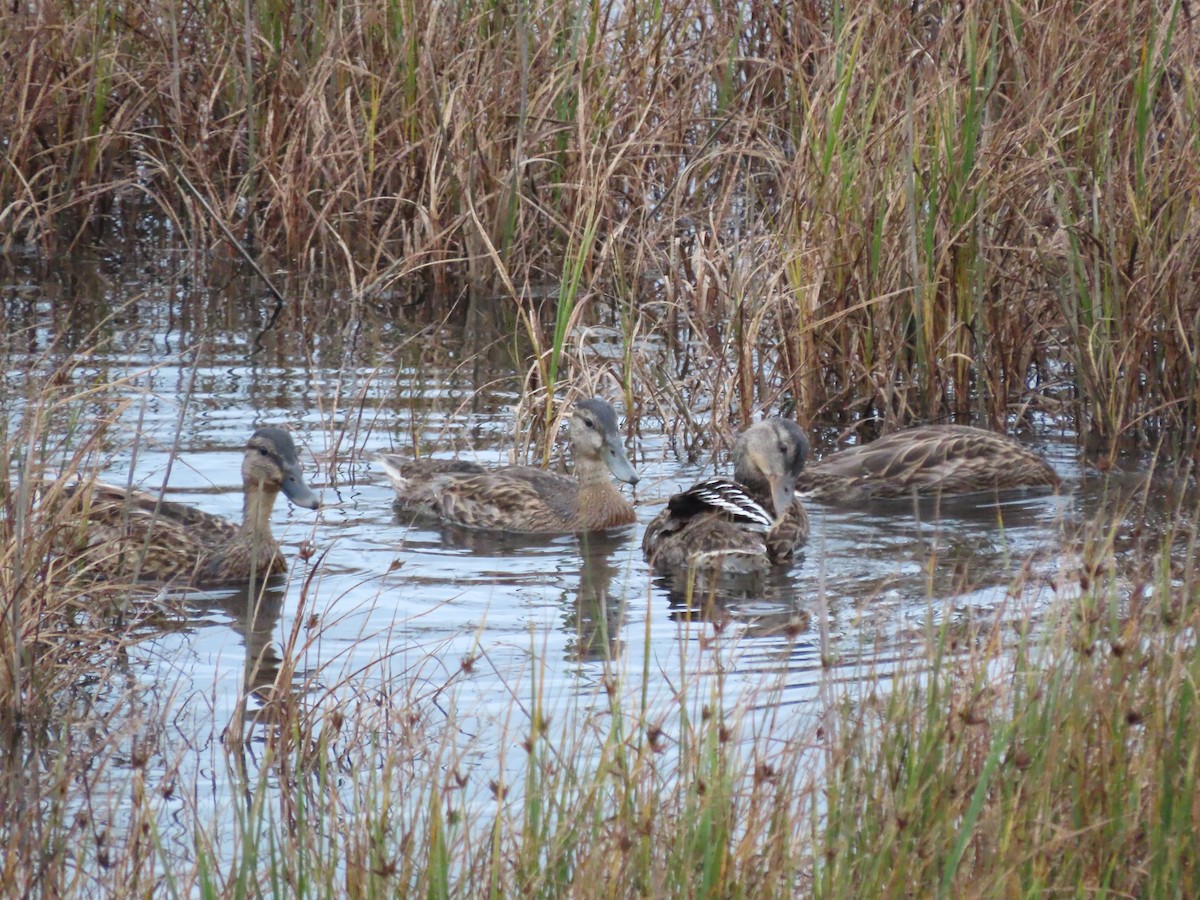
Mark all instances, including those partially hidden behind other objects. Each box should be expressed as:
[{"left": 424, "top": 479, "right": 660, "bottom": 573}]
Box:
[
  {"left": 376, "top": 398, "right": 639, "bottom": 534},
  {"left": 60, "top": 427, "right": 320, "bottom": 585},
  {"left": 796, "top": 424, "right": 1060, "bottom": 503},
  {"left": 642, "top": 418, "right": 810, "bottom": 576}
]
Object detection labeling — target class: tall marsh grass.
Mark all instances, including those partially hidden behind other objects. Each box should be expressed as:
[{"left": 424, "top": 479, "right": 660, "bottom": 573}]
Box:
[
  {"left": 4, "top": 0, "right": 1199, "bottom": 453},
  {"left": 6, "top": 2, "right": 1200, "bottom": 894},
  {"left": 816, "top": 502, "right": 1200, "bottom": 897}
]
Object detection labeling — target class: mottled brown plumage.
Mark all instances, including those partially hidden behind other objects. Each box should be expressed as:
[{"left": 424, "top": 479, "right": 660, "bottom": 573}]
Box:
[
  {"left": 377, "top": 398, "right": 640, "bottom": 534},
  {"left": 643, "top": 418, "right": 810, "bottom": 576},
  {"left": 796, "top": 424, "right": 1060, "bottom": 503},
  {"left": 58, "top": 427, "right": 320, "bottom": 585}
]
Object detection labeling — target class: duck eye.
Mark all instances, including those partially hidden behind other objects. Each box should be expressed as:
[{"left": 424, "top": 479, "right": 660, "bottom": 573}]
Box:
[
  {"left": 583, "top": 417, "right": 595, "bottom": 429},
  {"left": 259, "top": 448, "right": 270, "bottom": 457}
]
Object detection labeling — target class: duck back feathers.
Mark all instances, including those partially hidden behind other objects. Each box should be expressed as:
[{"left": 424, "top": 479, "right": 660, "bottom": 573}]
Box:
[
  {"left": 377, "top": 399, "right": 639, "bottom": 534},
  {"left": 797, "top": 424, "right": 1059, "bottom": 503}
]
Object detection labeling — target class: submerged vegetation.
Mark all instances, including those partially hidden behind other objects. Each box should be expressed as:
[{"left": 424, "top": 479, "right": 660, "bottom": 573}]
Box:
[{"left": 4, "top": 0, "right": 1200, "bottom": 896}]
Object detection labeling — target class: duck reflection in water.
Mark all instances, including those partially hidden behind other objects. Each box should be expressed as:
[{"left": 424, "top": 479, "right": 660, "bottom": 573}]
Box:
[
  {"left": 657, "top": 566, "right": 812, "bottom": 643},
  {"left": 185, "top": 580, "right": 290, "bottom": 701},
  {"left": 561, "top": 530, "right": 631, "bottom": 662},
  {"left": 397, "top": 521, "right": 632, "bottom": 664}
]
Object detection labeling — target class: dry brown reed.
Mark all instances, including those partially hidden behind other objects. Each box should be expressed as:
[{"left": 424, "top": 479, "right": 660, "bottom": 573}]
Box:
[
  {"left": 4, "top": 0, "right": 1199, "bottom": 452},
  {"left": 0, "top": 329, "right": 164, "bottom": 715},
  {"left": 0, "top": 337, "right": 166, "bottom": 895}
]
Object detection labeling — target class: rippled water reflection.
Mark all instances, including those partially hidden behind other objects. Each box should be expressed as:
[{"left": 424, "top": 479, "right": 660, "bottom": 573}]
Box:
[{"left": 2, "top": 250, "right": 1116, "bottom": 862}]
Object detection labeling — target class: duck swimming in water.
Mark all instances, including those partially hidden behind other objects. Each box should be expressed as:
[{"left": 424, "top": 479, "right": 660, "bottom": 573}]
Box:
[
  {"left": 376, "top": 398, "right": 639, "bottom": 534},
  {"left": 642, "top": 418, "right": 810, "bottom": 576},
  {"left": 60, "top": 427, "right": 321, "bottom": 585},
  {"left": 796, "top": 424, "right": 1060, "bottom": 503}
]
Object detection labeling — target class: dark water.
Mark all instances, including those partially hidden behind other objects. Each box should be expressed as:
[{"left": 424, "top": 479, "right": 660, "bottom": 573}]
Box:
[{"left": 2, "top": 248, "right": 1136, "bottom": 865}]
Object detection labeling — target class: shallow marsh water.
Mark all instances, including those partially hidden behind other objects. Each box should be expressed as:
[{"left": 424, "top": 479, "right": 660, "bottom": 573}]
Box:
[{"left": 2, "top": 249, "right": 1146, "bottom": 870}]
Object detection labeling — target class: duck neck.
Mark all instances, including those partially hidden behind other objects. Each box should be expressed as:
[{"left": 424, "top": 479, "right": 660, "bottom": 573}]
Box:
[
  {"left": 574, "top": 457, "right": 633, "bottom": 529},
  {"left": 573, "top": 455, "right": 611, "bottom": 490},
  {"left": 240, "top": 483, "right": 280, "bottom": 547}
]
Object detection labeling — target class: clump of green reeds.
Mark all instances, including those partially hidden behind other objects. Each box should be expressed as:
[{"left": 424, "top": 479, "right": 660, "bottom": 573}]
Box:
[
  {"left": 173, "top": 618, "right": 823, "bottom": 899},
  {"left": 814, "top": 496, "right": 1200, "bottom": 896}
]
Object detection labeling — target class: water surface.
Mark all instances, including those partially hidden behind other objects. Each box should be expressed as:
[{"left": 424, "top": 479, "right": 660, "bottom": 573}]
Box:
[{"left": 2, "top": 248, "right": 1130, "bottom": 869}]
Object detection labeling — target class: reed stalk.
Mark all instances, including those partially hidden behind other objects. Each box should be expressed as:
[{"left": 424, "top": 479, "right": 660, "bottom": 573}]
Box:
[{"left": 5, "top": 0, "right": 1199, "bottom": 449}]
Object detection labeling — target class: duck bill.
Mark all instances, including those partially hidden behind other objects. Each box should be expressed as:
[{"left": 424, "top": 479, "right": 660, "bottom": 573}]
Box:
[
  {"left": 281, "top": 462, "right": 321, "bottom": 509},
  {"left": 768, "top": 475, "right": 794, "bottom": 525},
  {"left": 604, "top": 436, "right": 640, "bottom": 485}
]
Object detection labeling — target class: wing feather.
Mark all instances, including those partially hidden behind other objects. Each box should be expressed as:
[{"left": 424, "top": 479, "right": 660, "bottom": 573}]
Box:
[{"left": 666, "top": 478, "right": 773, "bottom": 530}]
